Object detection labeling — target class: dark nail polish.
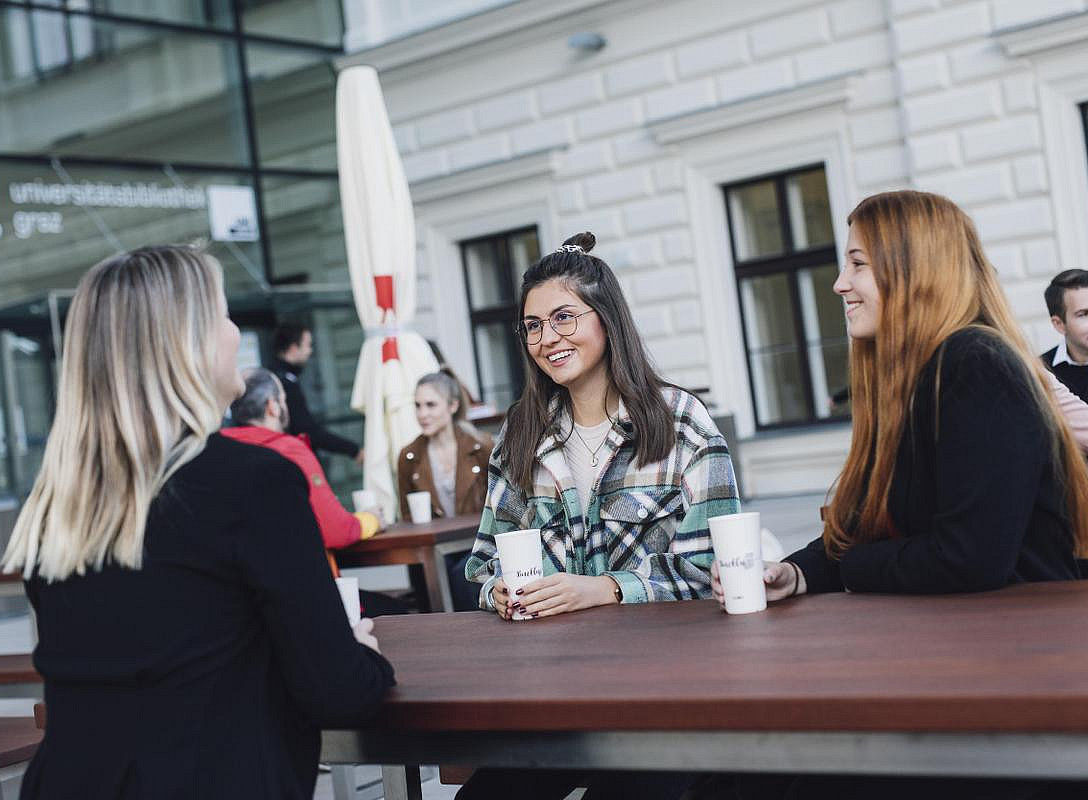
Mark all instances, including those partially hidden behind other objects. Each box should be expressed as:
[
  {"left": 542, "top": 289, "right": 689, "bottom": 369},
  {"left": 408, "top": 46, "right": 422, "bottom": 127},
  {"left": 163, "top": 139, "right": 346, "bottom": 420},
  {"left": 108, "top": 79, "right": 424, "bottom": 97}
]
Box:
[{"left": 516, "top": 589, "right": 523, "bottom": 595}]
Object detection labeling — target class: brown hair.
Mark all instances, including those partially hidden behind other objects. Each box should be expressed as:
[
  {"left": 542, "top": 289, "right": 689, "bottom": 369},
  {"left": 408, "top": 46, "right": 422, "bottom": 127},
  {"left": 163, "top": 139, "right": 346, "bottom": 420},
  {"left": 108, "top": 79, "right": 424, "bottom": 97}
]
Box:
[
  {"left": 824, "top": 190, "right": 1088, "bottom": 558},
  {"left": 499, "top": 232, "right": 675, "bottom": 491}
]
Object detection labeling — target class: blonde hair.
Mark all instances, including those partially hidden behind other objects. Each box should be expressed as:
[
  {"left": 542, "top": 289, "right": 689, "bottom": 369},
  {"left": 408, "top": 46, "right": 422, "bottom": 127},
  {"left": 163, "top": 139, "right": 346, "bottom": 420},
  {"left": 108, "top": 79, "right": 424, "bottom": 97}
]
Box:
[
  {"left": 825, "top": 190, "right": 1088, "bottom": 558},
  {"left": 3, "top": 246, "right": 226, "bottom": 581}
]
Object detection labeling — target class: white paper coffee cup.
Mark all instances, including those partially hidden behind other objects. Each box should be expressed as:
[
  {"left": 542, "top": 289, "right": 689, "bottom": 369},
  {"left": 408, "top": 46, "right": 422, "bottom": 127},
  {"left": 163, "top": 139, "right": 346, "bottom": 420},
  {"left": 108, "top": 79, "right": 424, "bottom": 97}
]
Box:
[
  {"left": 406, "top": 491, "right": 432, "bottom": 523},
  {"left": 709, "top": 512, "right": 766, "bottom": 615},
  {"left": 334, "top": 576, "right": 361, "bottom": 627},
  {"left": 494, "top": 528, "right": 543, "bottom": 621},
  {"left": 352, "top": 489, "right": 377, "bottom": 514}
]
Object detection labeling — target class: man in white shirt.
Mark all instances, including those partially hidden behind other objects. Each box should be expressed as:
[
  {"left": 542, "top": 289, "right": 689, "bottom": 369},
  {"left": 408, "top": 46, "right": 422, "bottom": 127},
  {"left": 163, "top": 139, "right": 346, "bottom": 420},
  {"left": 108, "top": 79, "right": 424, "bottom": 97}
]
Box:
[{"left": 1042, "top": 269, "right": 1088, "bottom": 403}]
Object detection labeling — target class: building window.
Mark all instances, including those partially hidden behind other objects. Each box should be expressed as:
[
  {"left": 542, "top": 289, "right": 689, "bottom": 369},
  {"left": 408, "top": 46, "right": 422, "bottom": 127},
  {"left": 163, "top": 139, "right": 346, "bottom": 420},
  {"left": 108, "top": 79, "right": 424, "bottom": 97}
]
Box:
[
  {"left": 460, "top": 227, "right": 540, "bottom": 412},
  {"left": 723, "top": 165, "right": 849, "bottom": 429},
  {"left": 1082, "top": 101, "right": 1088, "bottom": 164}
]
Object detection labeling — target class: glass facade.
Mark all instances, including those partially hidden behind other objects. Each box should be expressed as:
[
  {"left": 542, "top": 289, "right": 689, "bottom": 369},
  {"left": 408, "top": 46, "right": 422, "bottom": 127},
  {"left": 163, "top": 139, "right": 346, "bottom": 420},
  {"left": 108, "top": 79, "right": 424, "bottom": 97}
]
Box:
[
  {"left": 724, "top": 166, "right": 849, "bottom": 429},
  {"left": 0, "top": 0, "right": 363, "bottom": 501}
]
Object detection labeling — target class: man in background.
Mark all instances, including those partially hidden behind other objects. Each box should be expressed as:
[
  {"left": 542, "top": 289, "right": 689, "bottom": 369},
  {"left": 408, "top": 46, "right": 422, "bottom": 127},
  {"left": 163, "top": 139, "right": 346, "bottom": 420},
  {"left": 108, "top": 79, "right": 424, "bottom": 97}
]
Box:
[
  {"left": 223, "top": 369, "right": 405, "bottom": 616},
  {"left": 270, "top": 323, "right": 365, "bottom": 464},
  {"left": 1042, "top": 269, "right": 1088, "bottom": 403}
]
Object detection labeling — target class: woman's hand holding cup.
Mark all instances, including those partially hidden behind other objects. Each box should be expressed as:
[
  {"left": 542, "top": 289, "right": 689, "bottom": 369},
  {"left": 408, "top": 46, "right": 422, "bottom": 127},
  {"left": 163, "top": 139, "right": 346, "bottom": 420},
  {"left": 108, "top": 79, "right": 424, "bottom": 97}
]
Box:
[
  {"left": 489, "top": 577, "right": 513, "bottom": 620},
  {"left": 513, "top": 573, "right": 617, "bottom": 618},
  {"left": 352, "top": 618, "right": 381, "bottom": 653},
  {"left": 711, "top": 559, "right": 806, "bottom": 607}
]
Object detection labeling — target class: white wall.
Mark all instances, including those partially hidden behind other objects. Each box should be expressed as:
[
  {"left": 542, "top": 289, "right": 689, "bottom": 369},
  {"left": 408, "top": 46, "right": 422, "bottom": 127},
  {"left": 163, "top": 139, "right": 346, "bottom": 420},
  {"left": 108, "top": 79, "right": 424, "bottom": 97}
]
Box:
[{"left": 341, "top": 0, "right": 1088, "bottom": 495}]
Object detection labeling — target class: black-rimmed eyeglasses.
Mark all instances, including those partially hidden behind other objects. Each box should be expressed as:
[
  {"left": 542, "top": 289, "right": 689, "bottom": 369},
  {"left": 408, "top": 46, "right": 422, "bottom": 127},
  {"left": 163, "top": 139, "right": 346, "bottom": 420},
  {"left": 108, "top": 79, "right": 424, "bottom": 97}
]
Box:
[{"left": 516, "top": 309, "right": 596, "bottom": 345}]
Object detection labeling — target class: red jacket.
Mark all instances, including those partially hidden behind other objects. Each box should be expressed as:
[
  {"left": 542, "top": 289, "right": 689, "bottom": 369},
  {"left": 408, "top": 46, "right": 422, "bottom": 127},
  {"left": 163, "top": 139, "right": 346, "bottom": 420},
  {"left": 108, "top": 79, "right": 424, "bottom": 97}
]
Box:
[{"left": 220, "top": 426, "right": 363, "bottom": 550}]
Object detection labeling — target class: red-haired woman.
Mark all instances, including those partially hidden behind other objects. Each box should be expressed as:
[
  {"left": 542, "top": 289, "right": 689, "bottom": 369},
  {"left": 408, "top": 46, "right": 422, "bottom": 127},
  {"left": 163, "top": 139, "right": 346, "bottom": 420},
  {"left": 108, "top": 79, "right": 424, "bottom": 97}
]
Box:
[{"left": 714, "top": 190, "right": 1088, "bottom": 800}]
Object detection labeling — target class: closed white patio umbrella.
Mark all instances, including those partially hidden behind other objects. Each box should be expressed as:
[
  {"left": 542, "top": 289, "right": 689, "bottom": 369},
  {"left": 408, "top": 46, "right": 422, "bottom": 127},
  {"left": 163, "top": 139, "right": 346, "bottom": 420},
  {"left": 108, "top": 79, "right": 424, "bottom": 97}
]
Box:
[{"left": 336, "top": 65, "right": 438, "bottom": 523}]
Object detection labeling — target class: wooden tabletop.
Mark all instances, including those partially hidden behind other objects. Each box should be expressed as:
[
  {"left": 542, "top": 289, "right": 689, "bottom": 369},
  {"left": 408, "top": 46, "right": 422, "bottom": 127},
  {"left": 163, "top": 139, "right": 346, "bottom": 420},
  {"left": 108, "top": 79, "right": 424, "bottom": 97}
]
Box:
[
  {"left": 336, "top": 514, "right": 481, "bottom": 555},
  {"left": 366, "top": 580, "right": 1088, "bottom": 734}
]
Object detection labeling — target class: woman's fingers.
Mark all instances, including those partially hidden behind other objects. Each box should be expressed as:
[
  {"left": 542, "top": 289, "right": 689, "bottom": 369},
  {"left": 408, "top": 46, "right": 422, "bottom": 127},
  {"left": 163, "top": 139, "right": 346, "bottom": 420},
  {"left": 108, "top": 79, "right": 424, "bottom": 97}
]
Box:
[
  {"left": 352, "top": 619, "right": 381, "bottom": 652},
  {"left": 710, "top": 559, "right": 725, "bottom": 605},
  {"left": 492, "top": 579, "right": 513, "bottom": 620},
  {"left": 515, "top": 585, "right": 565, "bottom": 616},
  {"left": 763, "top": 562, "right": 796, "bottom": 601},
  {"left": 519, "top": 590, "right": 566, "bottom": 616}
]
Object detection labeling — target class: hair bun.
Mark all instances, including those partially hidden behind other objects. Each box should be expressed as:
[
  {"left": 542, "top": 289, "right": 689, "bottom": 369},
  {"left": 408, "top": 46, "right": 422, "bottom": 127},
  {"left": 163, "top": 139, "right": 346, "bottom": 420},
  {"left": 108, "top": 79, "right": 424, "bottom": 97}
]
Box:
[{"left": 562, "top": 232, "right": 596, "bottom": 254}]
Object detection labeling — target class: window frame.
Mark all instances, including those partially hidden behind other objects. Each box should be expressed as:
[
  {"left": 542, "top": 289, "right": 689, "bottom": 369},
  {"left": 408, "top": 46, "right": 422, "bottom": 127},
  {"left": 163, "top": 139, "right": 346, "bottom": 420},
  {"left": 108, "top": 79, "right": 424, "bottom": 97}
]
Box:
[
  {"left": 1082, "top": 100, "right": 1088, "bottom": 165},
  {"left": 459, "top": 225, "right": 537, "bottom": 411},
  {"left": 723, "top": 164, "right": 848, "bottom": 431}
]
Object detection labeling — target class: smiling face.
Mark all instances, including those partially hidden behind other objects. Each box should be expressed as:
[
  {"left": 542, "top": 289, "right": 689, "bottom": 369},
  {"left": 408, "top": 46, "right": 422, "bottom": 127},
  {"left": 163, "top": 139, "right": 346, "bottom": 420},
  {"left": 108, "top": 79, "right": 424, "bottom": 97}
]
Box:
[
  {"left": 834, "top": 225, "right": 882, "bottom": 341},
  {"left": 415, "top": 382, "right": 456, "bottom": 438},
  {"left": 522, "top": 279, "right": 608, "bottom": 394}
]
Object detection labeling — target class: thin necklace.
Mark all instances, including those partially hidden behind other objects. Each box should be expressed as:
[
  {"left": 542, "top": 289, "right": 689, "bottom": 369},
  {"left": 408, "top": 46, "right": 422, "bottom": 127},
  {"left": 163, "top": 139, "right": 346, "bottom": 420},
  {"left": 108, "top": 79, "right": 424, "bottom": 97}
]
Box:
[{"left": 571, "top": 419, "right": 610, "bottom": 467}]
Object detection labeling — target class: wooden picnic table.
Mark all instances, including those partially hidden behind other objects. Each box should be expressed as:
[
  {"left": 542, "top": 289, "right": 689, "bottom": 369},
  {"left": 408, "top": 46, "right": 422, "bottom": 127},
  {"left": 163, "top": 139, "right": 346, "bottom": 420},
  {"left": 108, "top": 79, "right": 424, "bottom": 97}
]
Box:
[
  {"left": 333, "top": 514, "right": 481, "bottom": 613},
  {"left": 323, "top": 580, "right": 1088, "bottom": 799}
]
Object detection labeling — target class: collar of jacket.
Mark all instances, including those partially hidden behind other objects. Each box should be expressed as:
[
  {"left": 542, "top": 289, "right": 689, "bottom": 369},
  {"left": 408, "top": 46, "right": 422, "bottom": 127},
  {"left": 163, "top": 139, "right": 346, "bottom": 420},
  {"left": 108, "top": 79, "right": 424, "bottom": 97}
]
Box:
[
  {"left": 533, "top": 393, "right": 635, "bottom": 496},
  {"left": 272, "top": 356, "right": 304, "bottom": 377},
  {"left": 220, "top": 425, "right": 298, "bottom": 448}
]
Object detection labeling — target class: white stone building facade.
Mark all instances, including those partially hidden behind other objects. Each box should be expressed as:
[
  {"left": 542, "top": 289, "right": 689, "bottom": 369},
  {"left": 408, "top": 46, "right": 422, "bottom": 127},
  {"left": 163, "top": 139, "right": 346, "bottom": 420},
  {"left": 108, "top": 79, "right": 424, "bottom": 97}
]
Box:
[{"left": 340, "top": 0, "right": 1088, "bottom": 496}]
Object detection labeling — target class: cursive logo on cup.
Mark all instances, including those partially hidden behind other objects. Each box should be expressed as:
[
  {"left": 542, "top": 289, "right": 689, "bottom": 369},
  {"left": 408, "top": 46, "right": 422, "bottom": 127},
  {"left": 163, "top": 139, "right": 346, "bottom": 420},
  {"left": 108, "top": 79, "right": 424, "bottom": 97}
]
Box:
[
  {"left": 515, "top": 567, "right": 542, "bottom": 579},
  {"left": 718, "top": 552, "right": 757, "bottom": 570}
]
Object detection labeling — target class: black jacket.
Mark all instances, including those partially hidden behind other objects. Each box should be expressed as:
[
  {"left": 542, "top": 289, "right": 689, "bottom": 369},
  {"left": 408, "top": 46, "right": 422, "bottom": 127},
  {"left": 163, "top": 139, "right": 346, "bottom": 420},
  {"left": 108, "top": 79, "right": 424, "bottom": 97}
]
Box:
[
  {"left": 21, "top": 434, "right": 394, "bottom": 799},
  {"left": 791, "top": 328, "right": 1079, "bottom": 594},
  {"left": 270, "top": 356, "right": 360, "bottom": 458}
]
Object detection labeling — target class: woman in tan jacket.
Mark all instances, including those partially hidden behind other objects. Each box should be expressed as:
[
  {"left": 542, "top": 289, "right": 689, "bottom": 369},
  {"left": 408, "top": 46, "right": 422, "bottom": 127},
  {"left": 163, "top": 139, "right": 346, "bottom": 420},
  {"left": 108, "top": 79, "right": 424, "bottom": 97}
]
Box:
[{"left": 397, "top": 368, "right": 493, "bottom": 610}]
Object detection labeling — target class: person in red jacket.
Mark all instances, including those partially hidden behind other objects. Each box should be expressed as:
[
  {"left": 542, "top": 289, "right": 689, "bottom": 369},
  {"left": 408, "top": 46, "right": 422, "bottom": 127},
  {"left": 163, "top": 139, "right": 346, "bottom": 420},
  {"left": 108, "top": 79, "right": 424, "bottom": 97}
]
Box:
[
  {"left": 223, "top": 369, "right": 407, "bottom": 616},
  {"left": 223, "top": 368, "right": 379, "bottom": 548}
]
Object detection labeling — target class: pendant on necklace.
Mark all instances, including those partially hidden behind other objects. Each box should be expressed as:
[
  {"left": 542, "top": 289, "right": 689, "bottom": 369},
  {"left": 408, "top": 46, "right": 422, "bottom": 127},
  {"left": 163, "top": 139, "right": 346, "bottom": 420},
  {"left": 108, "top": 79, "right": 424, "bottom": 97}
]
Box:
[{"left": 590, "top": 454, "right": 599, "bottom": 467}]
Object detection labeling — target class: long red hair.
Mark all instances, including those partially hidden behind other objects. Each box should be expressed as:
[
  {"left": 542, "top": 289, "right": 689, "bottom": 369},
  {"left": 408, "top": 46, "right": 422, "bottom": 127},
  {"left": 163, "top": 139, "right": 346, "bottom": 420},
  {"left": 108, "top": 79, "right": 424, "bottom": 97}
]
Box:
[{"left": 824, "top": 190, "right": 1088, "bottom": 558}]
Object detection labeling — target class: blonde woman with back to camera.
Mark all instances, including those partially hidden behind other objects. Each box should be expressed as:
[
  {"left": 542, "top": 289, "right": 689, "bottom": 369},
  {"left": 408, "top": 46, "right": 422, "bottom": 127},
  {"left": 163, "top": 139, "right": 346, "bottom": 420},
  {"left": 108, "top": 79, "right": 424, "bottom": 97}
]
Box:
[{"left": 4, "top": 246, "right": 394, "bottom": 799}]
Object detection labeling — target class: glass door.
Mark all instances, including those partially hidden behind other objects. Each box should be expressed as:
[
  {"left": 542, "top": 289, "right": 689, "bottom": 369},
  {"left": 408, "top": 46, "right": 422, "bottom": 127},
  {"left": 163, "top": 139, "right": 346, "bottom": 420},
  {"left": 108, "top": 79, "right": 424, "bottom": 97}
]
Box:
[{"left": 0, "top": 331, "right": 55, "bottom": 501}]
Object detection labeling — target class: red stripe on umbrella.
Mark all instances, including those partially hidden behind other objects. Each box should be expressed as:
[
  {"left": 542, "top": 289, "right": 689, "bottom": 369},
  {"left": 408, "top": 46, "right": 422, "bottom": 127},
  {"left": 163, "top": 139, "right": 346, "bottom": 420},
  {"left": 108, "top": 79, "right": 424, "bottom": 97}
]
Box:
[{"left": 373, "top": 275, "right": 400, "bottom": 363}]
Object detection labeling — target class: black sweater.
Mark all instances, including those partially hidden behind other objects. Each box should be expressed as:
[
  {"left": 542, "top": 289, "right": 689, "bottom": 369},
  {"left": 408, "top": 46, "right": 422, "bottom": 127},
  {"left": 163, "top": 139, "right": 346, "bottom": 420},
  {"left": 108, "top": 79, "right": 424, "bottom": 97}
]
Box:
[
  {"left": 270, "top": 356, "right": 361, "bottom": 458},
  {"left": 1041, "top": 345, "right": 1088, "bottom": 404},
  {"left": 21, "top": 434, "right": 394, "bottom": 799},
  {"left": 790, "top": 328, "right": 1079, "bottom": 594}
]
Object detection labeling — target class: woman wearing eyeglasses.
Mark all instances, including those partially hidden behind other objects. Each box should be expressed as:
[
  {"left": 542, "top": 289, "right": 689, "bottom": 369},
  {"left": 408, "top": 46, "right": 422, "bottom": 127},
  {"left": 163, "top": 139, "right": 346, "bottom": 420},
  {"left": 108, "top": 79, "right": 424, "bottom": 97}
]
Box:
[{"left": 465, "top": 232, "right": 740, "bottom": 621}]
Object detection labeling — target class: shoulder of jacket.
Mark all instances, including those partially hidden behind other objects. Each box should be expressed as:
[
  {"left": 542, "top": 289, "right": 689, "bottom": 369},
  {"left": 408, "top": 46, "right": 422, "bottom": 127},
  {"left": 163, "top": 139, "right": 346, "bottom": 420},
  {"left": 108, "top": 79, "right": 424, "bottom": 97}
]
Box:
[
  {"left": 213, "top": 434, "right": 308, "bottom": 487},
  {"left": 398, "top": 434, "right": 428, "bottom": 464}
]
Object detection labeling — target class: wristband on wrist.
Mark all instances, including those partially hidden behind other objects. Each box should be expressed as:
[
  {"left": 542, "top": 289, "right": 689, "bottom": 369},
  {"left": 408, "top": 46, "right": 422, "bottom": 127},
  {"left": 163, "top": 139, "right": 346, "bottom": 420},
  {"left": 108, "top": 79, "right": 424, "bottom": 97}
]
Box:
[
  {"left": 787, "top": 561, "right": 801, "bottom": 597},
  {"left": 606, "top": 575, "right": 622, "bottom": 604}
]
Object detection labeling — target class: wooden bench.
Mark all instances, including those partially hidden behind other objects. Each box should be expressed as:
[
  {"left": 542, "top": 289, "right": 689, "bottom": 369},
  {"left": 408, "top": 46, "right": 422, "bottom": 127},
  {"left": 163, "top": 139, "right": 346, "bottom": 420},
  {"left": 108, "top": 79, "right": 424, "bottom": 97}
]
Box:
[{"left": 0, "top": 656, "right": 37, "bottom": 687}]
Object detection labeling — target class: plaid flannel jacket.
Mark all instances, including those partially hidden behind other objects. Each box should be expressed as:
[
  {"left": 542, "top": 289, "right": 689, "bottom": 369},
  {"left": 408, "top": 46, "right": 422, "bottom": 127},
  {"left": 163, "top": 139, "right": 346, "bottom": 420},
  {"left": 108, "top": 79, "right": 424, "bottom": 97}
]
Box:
[{"left": 466, "top": 387, "right": 740, "bottom": 607}]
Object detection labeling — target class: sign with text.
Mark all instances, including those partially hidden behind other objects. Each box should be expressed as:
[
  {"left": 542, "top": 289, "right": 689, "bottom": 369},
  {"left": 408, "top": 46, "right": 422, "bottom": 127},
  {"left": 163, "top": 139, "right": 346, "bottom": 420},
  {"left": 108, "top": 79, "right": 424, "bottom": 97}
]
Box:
[{"left": 206, "top": 184, "right": 259, "bottom": 242}]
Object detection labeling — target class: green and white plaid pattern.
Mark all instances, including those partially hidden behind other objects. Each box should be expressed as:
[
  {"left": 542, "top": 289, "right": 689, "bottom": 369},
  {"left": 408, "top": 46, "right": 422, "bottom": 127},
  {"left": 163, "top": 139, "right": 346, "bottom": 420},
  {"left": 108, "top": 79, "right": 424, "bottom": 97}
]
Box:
[{"left": 466, "top": 388, "right": 740, "bottom": 607}]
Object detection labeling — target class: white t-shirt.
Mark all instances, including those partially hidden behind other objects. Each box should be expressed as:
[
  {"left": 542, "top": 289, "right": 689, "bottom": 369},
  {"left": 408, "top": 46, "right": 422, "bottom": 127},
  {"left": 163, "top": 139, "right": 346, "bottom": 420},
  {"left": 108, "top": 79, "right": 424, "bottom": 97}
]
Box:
[{"left": 561, "top": 416, "right": 611, "bottom": 516}]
